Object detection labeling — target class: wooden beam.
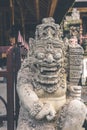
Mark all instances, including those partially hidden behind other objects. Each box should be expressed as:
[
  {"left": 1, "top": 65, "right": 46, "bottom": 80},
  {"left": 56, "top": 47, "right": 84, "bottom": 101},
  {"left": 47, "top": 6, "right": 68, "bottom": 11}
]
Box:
[
  {"left": 48, "top": 0, "right": 58, "bottom": 17},
  {"left": 68, "top": 7, "right": 87, "bottom": 13},
  {"left": 10, "top": 0, "right": 14, "bottom": 25},
  {"left": 35, "top": 0, "right": 40, "bottom": 22},
  {"left": 16, "top": 0, "right": 25, "bottom": 38},
  {"left": 10, "top": 0, "right": 13, "bottom": 7},
  {"left": 77, "top": 7, "right": 87, "bottom": 13}
]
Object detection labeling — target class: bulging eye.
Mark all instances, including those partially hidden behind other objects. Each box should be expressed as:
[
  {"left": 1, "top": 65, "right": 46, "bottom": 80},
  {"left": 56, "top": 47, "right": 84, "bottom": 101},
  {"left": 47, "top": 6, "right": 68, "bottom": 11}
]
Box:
[
  {"left": 36, "top": 52, "right": 45, "bottom": 60},
  {"left": 43, "top": 32, "right": 46, "bottom": 37},
  {"left": 54, "top": 53, "right": 62, "bottom": 60}
]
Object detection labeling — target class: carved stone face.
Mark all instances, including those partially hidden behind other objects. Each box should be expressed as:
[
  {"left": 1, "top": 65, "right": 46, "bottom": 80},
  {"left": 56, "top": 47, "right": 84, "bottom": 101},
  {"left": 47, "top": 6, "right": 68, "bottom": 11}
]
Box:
[
  {"left": 34, "top": 43, "right": 63, "bottom": 68},
  {"left": 28, "top": 18, "right": 65, "bottom": 93},
  {"left": 32, "top": 40, "right": 64, "bottom": 92}
]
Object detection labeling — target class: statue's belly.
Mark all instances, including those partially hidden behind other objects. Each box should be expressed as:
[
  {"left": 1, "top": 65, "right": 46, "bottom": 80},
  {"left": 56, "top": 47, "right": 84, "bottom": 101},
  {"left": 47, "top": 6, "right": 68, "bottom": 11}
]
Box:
[{"left": 40, "top": 95, "right": 66, "bottom": 112}]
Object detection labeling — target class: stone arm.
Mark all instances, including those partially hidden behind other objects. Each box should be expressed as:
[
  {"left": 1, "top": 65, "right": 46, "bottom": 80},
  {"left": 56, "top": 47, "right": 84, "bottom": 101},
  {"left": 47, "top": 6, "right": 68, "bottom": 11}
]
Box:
[
  {"left": 67, "top": 84, "right": 81, "bottom": 99},
  {"left": 17, "top": 59, "right": 56, "bottom": 120}
]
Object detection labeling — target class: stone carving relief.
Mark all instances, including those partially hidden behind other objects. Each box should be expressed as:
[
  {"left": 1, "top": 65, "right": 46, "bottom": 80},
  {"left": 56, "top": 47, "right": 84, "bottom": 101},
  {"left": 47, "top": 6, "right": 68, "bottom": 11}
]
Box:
[
  {"left": 63, "top": 8, "right": 81, "bottom": 41},
  {"left": 71, "top": 8, "right": 80, "bottom": 20},
  {"left": 64, "top": 8, "right": 81, "bottom": 26},
  {"left": 16, "top": 17, "right": 87, "bottom": 130}
]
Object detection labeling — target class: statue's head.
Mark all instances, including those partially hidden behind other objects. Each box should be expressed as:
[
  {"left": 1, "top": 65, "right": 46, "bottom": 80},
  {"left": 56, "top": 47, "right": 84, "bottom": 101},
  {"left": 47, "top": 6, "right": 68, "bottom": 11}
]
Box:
[
  {"left": 29, "top": 17, "right": 64, "bottom": 63},
  {"left": 35, "top": 17, "right": 63, "bottom": 40},
  {"left": 28, "top": 17, "right": 66, "bottom": 93}
]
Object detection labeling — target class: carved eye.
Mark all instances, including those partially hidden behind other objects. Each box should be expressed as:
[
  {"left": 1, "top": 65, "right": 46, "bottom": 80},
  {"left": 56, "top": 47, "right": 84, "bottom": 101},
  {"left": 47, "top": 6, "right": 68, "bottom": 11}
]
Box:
[
  {"left": 54, "top": 53, "right": 62, "bottom": 60},
  {"left": 36, "top": 52, "right": 45, "bottom": 60},
  {"left": 43, "top": 32, "right": 46, "bottom": 37},
  {"left": 52, "top": 32, "right": 56, "bottom": 37}
]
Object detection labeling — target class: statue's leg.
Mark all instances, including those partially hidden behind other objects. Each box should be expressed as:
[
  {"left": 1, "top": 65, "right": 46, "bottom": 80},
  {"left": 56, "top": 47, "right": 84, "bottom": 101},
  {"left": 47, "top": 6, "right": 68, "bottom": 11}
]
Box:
[{"left": 57, "top": 99, "right": 87, "bottom": 130}]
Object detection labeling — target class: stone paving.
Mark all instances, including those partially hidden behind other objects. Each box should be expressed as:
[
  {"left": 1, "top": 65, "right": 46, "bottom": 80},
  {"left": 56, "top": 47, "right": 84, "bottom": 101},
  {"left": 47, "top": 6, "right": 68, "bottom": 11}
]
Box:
[
  {"left": 0, "top": 81, "right": 7, "bottom": 130},
  {"left": 0, "top": 122, "right": 7, "bottom": 130},
  {"left": 0, "top": 79, "right": 16, "bottom": 130}
]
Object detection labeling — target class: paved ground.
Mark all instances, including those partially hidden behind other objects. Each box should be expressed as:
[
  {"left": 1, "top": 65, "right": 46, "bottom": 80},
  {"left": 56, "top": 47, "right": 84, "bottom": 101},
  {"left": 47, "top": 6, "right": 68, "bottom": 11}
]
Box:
[
  {"left": 0, "top": 80, "right": 7, "bottom": 130},
  {"left": 0, "top": 122, "right": 7, "bottom": 130},
  {"left": 0, "top": 79, "right": 16, "bottom": 130}
]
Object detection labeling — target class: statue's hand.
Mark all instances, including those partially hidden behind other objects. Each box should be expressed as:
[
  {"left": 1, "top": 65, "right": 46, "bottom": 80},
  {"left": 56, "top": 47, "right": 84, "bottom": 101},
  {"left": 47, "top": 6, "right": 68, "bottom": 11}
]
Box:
[
  {"left": 68, "top": 85, "right": 81, "bottom": 93},
  {"left": 35, "top": 103, "right": 56, "bottom": 121},
  {"left": 68, "top": 85, "right": 81, "bottom": 99},
  {"left": 46, "top": 104, "right": 56, "bottom": 121}
]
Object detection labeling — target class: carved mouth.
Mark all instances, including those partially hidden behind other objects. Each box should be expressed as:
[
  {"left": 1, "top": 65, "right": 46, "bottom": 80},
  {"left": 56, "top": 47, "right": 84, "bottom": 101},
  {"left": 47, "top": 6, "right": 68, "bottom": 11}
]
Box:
[
  {"left": 40, "top": 66, "right": 58, "bottom": 72},
  {"left": 37, "top": 65, "right": 59, "bottom": 85},
  {"left": 37, "top": 78, "right": 58, "bottom": 85},
  {"left": 38, "top": 62, "right": 58, "bottom": 68},
  {"left": 39, "top": 73, "right": 58, "bottom": 78}
]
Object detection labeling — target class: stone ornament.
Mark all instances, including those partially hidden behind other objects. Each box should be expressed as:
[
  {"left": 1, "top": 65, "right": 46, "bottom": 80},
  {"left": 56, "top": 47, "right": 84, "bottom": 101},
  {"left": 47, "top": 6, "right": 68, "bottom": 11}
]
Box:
[{"left": 16, "top": 17, "right": 87, "bottom": 130}]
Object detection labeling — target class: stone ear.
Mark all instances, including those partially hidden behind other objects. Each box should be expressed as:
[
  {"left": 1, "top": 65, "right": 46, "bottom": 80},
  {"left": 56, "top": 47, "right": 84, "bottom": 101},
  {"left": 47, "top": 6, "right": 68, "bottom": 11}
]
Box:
[
  {"left": 28, "top": 38, "right": 35, "bottom": 56},
  {"left": 29, "top": 38, "right": 35, "bottom": 50}
]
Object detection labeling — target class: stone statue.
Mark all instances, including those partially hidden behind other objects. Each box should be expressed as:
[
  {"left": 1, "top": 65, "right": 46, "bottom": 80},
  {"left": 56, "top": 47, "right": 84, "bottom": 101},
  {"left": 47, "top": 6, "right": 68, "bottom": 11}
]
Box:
[
  {"left": 63, "top": 8, "right": 81, "bottom": 42},
  {"left": 16, "top": 17, "right": 87, "bottom": 130},
  {"left": 71, "top": 8, "right": 80, "bottom": 20}
]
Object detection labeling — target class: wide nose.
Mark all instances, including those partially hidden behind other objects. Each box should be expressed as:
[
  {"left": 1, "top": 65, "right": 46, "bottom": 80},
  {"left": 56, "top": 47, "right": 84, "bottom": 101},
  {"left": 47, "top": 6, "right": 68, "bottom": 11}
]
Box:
[{"left": 45, "top": 54, "right": 54, "bottom": 63}]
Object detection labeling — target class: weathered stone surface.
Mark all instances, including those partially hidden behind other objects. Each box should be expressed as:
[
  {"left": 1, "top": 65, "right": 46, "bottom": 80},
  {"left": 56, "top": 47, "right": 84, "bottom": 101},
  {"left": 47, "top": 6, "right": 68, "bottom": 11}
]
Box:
[
  {"left": 57, "top": 100, "right": 86, "bottom": 130},
  {"left": 16, "top": 17, "right": 87, "bottom": 130},
  {"left": 68, "top": 39, "right": 84, "bottom": 85}
]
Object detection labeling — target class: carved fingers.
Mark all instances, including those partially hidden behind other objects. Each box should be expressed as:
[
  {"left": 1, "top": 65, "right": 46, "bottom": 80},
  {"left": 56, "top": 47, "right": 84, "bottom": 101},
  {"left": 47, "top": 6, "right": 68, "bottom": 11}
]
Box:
[
  {"left": 35, "top": 103, "right": 56, "bottom": 121},
  {"left": 68, "top": 85, "right": 81, "bottom": 93},
  {"left": 46, "top": 104, "right": 56, "bottom": 121},
  {"left": 68, "top": 85, "right": 81, "bottom": 99}
]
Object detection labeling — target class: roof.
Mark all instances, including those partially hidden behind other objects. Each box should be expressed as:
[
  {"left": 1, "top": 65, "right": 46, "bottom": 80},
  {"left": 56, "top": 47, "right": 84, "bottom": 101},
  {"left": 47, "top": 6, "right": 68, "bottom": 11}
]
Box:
[
  {"left": 1, "top": 0, "right": 87, "bottom": 45},
  {"left": 76, "top": 0, "right": 87, "bottom": 1},
  {"left": 0, "top": 0, "right": 75, "bottom": 26}
]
